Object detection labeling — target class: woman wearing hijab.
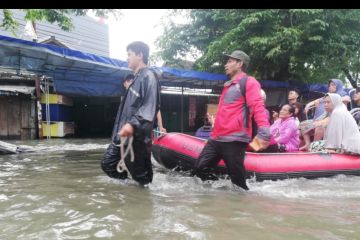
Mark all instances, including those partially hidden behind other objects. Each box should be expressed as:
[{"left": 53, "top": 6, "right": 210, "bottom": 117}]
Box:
[
  {"left": 305, "top": 79, "right": 351, "bottom": 119},
  {"left": 300, "top": 79, "right": 351, "bottom": 151},
  {"left": 310, "top": 93, "right": 360, "bottom": 154}
]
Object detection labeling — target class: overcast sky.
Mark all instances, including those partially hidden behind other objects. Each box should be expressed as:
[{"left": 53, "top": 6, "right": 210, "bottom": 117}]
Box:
[
  {"left": 106, "top": 9, "right": 190, "bottom": 65},
  {"left": 108, "top": 9, "right": 168, "bottom": 64}
]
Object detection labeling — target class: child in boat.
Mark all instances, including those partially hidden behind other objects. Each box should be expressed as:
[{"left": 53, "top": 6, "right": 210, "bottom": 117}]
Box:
[{"left": 310, "top": 93, "right": 360, "bottom": 154}]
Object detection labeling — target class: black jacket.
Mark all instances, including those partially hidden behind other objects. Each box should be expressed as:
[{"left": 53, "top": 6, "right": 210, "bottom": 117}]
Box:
[{"left": 112, "top": 67, "right": 160, "bottom": 143}]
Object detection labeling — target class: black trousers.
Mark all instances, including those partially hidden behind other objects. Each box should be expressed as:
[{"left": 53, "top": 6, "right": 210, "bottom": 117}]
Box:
[
  {"left": 194, "top": 139, "right": 249, "bottom": 190},
  {"left": 101, "top": 138, "right": 153, "bottom": 185}
]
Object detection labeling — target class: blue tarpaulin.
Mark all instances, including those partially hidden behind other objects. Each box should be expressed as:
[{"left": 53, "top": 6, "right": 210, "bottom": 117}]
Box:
[
  {"left": 0, "top": 35, "right": 132, "bottom": 97},
  {"left": 302, "top": 83, "right": 328, "bottom": 94},
  {"left": 158, "top": 66, "right": 228, "bottom": 89},
  {"left": 0, "top": 34, "right": 349, "bottom": 97}
]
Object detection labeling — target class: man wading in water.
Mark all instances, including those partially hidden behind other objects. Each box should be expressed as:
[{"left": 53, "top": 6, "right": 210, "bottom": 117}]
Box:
[
  {"left": 192, "top": 50, "right": 270, "bottom": 190},
  {"left": 101, "top": 41, "right": 160, "bottom": 186}
]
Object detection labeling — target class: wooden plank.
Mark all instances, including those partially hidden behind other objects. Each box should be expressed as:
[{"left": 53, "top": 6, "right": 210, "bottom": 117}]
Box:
[
  {"left": 7, "top": 97, "right": 21, "bottom": 139},
  {"left": 21, "top": 99, "right": 31, "bottom": 140},
  {"left": 0, "top": 98, "right": 8, "bottom": 137},
  {"left": 30, "top": 100, "right": 37, "bottom": 139},
  {"left": 21, "top": 99, "right": 31, "bottom": 128},
  {"left": 35, "top": 77, "right": 43, "bottom": 139},
  {"left": 21, "top": 129, "right": 31, "bottom": 140}
]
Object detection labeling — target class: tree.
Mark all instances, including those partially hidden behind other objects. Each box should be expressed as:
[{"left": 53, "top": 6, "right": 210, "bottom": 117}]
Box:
[
  {"left": 1, "top": 9, "right": 121, "bottom": 34},
  {"left": 156, "top": 9, "right": 360, "bottom": 87}
]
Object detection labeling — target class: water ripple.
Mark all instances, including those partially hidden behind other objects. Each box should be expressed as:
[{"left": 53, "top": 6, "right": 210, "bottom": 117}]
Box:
[{"left": 1, "top": 139, "right": 359, "bottom": 239}]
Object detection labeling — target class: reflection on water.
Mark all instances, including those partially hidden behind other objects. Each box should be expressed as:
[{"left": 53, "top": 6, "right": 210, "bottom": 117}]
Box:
[{"left": 0, "top": 138, "right": 359, "bottom": 239}]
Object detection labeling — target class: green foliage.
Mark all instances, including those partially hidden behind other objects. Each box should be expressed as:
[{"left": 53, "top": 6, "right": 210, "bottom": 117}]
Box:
[
  {"left": 156, "top": 9, "right": 360, "bottom": 87},
  {"left": 1, "top": 9, "right": 121, "bottom": 32},
  {"left": 0, "top": 10, "right": 19, "bottom": 35}
]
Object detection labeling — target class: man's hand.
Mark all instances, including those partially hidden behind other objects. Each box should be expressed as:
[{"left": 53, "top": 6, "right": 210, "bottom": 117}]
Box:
[
  {"left": 118, "top": 123, "right": 134, "bottom": 137},
  {"left": 305, "top": 99, "right": 319, "bottom": 114},
  {"left": 256, "top": 137, "right": 270, "bottom": 150},
  {"left": 249, "top": 136, "right": 270, "bottom": 151},
  {"left": 304, "top": 103, "right": 312, "bottom": 114},
  {"left": 160, "top": 127, "right": 167, "bottom": 134}
]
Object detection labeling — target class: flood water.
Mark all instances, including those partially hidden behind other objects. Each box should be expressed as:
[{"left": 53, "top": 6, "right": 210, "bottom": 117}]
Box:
[{"left": 1, "top": 138, "right": 359, "bottom": 240}]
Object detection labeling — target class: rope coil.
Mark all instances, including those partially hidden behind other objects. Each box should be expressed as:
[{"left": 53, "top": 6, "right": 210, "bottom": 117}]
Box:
[
  {"left": 114, "top": 129, "right": 168, "bottom": 175},
  {"left": 115, "top": 136, "right": 134, "bottom": 174}
]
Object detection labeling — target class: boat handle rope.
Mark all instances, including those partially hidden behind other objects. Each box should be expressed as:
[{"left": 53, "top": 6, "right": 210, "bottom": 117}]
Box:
[
  {"left": 115, "top": 136, "right": 134, "bottom": 174},
  {"left": 152, "top": 129, "right": 167, "bottom": 135},
  {"left": 152, "top": 129, "right": 209, "bottom": 142}
]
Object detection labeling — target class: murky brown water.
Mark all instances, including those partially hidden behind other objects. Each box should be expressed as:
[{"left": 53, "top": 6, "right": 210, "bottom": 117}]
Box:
[{"left": 1, "top": 138, "right": 359, "bottom": 239}]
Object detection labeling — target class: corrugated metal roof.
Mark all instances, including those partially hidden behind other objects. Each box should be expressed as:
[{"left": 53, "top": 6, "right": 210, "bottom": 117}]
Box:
[
  {"left": 0, "top": 85, "right": 35, "bottom": 95},
  {"left": 0, "top": 34, "right": 131, "bottom": 97}
]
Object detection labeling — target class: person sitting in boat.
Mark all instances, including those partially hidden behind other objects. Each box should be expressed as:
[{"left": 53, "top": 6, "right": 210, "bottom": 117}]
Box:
[
  {"left": 309, "top": 93, "right": 360, "bottom": 154},
  {"left": 352, "top": 87, "right": 360, "bottom": 126},
  {"left": 352, "top": 87, "right": 360, "bottom": 106},
  {"left": 272, "top": 88, "right": 302, "bottom": 122},
  {"left": 292, "top": 102, "right": 306, "bottom": 127},
  {"left": 195, "top": 113, "right": 213, "bottom": 139},
  {"left": 207, "top": 112, "right": 215, "bottom": 128},
  {"left": 259, "top": 104, "right": 300, "bottom": 152},
  {"left": 300, "top": 79, "right": 351, "bottom": 151},
  {"left": 260, "top": 89, "right": 270, "bottom": 120},
  {"left": 252, "top": 89, "right": 270, "bottom": 138}
]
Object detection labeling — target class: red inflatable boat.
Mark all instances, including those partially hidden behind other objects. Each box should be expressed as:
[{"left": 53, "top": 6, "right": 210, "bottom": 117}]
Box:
[{"left": 152, "top": 132, "right": 360, "bottom": 181}]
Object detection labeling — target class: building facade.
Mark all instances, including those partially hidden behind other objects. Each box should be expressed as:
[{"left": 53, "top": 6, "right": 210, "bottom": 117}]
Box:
[
  {"left": 0, "top": 10, "right": 110, "bottom": 139},
  {"left": 0, "top": 9, "right": 109, "bottom": 57}
]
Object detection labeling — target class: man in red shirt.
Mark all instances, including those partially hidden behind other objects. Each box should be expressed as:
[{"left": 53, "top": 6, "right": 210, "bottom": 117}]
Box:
[{"left": 193, "top": 50, "right": 270, "bottom": 190}]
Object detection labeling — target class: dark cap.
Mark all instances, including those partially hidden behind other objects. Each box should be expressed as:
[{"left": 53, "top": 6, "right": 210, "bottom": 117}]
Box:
[{"left": 224, "top": 50, "right": 250, "bottom": 68}]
